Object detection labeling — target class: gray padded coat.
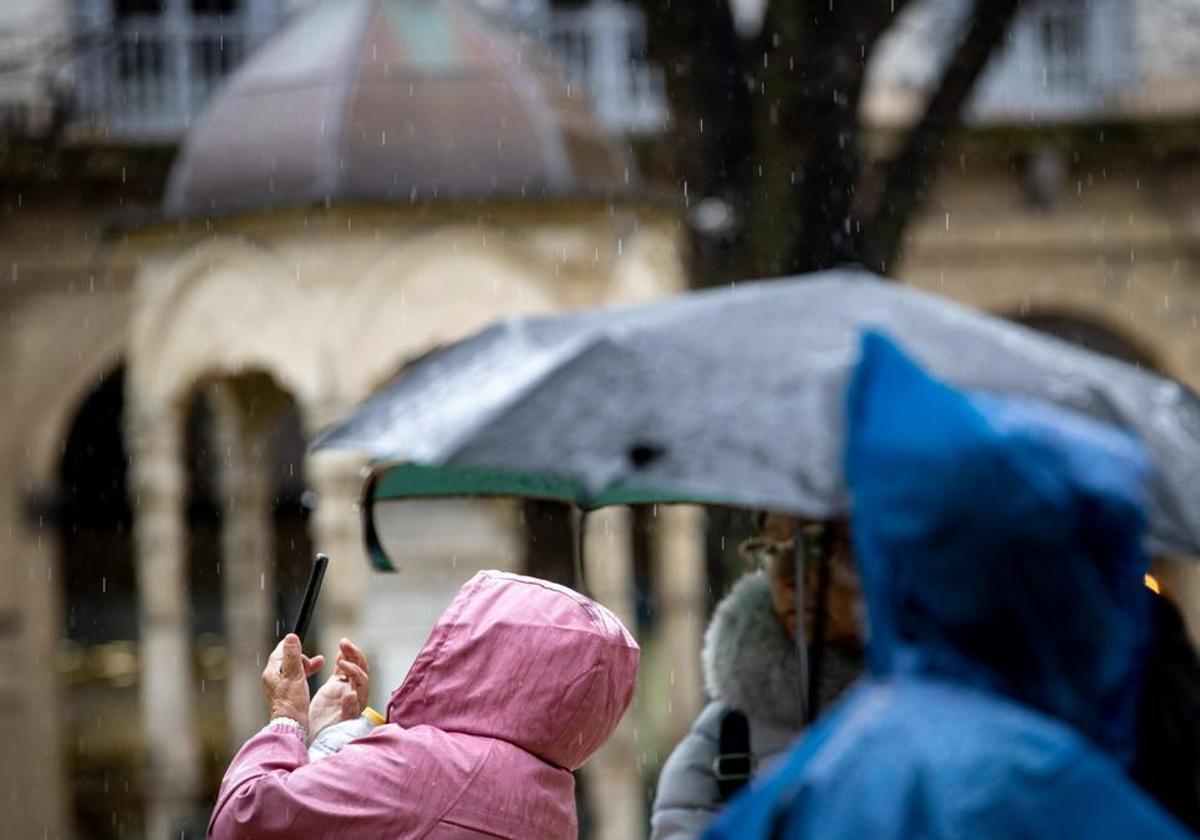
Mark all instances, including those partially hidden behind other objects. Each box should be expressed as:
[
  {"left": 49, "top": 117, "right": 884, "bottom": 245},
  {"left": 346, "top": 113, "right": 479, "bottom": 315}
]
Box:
[{"left": 650, "top": 575, "right": 804, "bottom": 840}]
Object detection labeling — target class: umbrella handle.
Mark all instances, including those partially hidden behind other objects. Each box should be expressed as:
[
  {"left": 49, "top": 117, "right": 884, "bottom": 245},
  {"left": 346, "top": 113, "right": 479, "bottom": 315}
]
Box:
[{"left": 804, "top": 526, "right": 834, "bottom": 724}]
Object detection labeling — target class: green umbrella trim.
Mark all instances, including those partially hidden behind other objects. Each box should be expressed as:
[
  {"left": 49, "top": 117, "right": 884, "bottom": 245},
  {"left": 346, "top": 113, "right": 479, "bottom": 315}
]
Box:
[{"left": 364, "top": 462, "right": 732, "bottom": 570}]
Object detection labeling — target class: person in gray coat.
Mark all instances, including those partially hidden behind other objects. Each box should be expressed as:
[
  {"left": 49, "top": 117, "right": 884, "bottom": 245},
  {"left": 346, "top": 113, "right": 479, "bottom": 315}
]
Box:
[{"left": 649, "top": 514, "right": 863, "bottom": 840}]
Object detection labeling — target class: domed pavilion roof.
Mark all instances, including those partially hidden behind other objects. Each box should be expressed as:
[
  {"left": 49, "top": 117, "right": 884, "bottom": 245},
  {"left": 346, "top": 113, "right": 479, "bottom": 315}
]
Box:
[{"left": 164, "top": 0, "right": 636, "bottom": 216}]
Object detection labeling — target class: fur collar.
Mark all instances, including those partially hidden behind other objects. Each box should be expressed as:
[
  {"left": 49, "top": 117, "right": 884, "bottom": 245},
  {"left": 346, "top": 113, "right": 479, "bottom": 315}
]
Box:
[{"left": 702, "top": 574, "right": 805, "bottom": 730}]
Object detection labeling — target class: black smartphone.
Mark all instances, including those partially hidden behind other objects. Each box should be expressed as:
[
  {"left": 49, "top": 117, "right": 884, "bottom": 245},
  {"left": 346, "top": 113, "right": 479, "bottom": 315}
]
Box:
[{"left": 291, "top": 552, "right": 329, "bottom": 643}]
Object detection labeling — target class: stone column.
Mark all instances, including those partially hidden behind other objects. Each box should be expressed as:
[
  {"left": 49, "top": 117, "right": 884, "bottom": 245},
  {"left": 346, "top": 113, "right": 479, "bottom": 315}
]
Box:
[
  {"left": 305, "top": 448, "right": 368, "bottom": 653},
  {"left": 163, "top": 0, "right": 192, "bottom": 119},
  {"left": 1, "top": 479, "right": 68, "bottom": 839},
  {"left": 212, "top": 388, "right": 275, "bottom": 751},
  {"left": 656, "top": 505, "right": 706, "bottom": 741},
  {"left": 127, "top": 402, "right": 203, "bottom": 839},
  {"left": 582, "top": 507, "right": 644, "bottom": 840}
]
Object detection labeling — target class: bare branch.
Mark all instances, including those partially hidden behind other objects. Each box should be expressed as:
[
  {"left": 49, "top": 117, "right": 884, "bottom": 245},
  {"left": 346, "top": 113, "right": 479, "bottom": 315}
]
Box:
[{"left": 860, "top": 0, "right": 1026, "bottom": 274}]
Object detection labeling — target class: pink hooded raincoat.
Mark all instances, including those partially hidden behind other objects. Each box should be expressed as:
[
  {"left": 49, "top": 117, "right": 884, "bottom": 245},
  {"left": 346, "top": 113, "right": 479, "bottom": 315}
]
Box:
[{"left": 209, "top": 570, "right": 640, "bottom": 839}]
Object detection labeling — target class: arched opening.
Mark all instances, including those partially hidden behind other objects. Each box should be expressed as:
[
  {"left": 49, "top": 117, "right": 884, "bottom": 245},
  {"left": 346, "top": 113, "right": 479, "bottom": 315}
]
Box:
[
  {"left": 55, "top": 366, "right": 141, "bottom": 838},
  {"left": 183, "top": 385, "right": 229, "bottom": 802},
  {"left": 52, "top": 367, "right": 314, "bottom": 837},
  {"left": 181, "top": 374, "right": 312, "bottom": 804},
  {"left": 269, "top": 400, "right": 318, "bottom": 635},
  {"left": 1015, "top": 311, "right": 1161, "bottom": 371}
]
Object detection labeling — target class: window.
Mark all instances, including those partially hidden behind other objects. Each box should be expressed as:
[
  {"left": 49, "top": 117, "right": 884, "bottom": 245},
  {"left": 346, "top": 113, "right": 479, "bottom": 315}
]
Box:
[
  {"left": 116, "top": 35, "right": 165, "bottom": 82},
  {"left": 192, "top": 0, "right": 239, "bottom": 15},
  {"left": 76, "top": 0, "right": 267, "bottom": 139},
  {"left": 115, "top": 0, "right": 163, "bottom": 17},
  {"left": 1039, "top": 6, "right": 1087, "bottom": 89},
  {"left": 114, "top": 0, "right": 238, "bottom": 16}
]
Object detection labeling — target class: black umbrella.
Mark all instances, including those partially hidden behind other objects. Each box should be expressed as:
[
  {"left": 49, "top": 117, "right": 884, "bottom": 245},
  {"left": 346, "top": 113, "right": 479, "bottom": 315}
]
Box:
[{"left": 317, "top": 269, "right": 1200, "bottom": 568}]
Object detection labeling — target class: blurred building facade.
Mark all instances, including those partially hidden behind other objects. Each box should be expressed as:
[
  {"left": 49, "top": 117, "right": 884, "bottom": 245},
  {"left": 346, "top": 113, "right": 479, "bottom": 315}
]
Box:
[
  {"left": 864, "top": 0, "right": 1200, "bottom": 632},
  {"left": 0, "top": 1, "right": 691, "bottom": 838},
  {"left": 3, "top": 0, "right": 1200, "bottom": 838}
]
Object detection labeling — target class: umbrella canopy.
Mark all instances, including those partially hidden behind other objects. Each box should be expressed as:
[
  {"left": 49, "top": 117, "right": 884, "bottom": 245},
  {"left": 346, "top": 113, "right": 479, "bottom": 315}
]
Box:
[{"left": 317, "top": 270, "right": 1200, "bottom": 567}]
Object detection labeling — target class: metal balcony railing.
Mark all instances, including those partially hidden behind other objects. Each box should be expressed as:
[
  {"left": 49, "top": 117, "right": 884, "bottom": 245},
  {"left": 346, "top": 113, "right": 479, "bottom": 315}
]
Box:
[
  {"left": 72, "top": 13, "right": 249, "bottom": 142},
  {"left": 68, "top": 0, "right": 668, "bottom": 144},
  {"left": 544, "top": 0, "right": 669, "bottom": 135}
]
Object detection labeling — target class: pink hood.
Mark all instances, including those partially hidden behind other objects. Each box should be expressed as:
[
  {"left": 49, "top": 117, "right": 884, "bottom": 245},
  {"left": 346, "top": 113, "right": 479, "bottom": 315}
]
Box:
[
  {"left": 209, "top": 571, "right": 638, "bottom": 839},
  {"left": 387, "top": 570, "right": 639, "bottom": 770}
]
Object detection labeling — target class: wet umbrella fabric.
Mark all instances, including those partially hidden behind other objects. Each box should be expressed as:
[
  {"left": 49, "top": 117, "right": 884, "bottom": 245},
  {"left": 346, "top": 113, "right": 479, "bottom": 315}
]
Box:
[{"left": 316, "top": 269, "right": 1200, "bottom": 559}]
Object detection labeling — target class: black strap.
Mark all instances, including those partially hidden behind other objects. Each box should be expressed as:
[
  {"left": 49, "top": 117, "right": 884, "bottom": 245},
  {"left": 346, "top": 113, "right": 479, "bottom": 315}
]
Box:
[
  {"left": 805, "top": 525, "right": 834, "bottom": 722},
  {"left": 714, "top": 709, "right": 754, "bottom": 802}
]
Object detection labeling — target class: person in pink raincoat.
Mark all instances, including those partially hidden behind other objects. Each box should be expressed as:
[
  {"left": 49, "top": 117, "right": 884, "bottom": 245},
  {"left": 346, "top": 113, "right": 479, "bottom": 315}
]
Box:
[{"left": 209, "top": 570, "right": 640, "bottom": 839}]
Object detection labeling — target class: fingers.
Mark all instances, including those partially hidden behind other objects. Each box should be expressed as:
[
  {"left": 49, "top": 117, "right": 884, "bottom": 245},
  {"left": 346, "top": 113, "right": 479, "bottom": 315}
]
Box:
[
  {"left": 302, "top": 654, "right": 326, "bottom": 677},
  {"left": 264, "top": 634, "right": 296, "bottom": 677},
  {"left": 335, "top": 640, "right": 369, "bottom": 704},
  {"left": 278, "top": 634, "right": 304, "bottom": 679},
  {"left": 336, "top": 660, "right": 369, "bottom": 702},
  {"left": 338, "top": 639, "right": 369, "bottom": 674},
  {"left": 270, "top": 638, "right": 363, "bottom": 684}
]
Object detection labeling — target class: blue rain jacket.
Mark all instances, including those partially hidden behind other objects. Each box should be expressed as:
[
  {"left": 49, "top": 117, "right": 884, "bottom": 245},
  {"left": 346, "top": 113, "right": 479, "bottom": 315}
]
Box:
[{"left": 705, "top": 331, "right": 1193, "bottom": 839}]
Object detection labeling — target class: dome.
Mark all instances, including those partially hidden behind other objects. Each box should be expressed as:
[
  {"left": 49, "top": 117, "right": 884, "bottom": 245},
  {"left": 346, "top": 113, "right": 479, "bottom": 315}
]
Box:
[{"left": 164, "top": 0, "right": 636, "bottom": 216}]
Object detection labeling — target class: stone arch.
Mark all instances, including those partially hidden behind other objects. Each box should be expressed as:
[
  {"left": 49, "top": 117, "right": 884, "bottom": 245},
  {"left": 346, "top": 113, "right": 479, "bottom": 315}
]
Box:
[
  {"left": 1007, "top": 307, "right": 1164, "bottom": 370},
  {"left": 990, "top": 298, "right": 1200, "bottom": 638},
  {"left": 130, "top": 236, "right": 323, "bottom": 416},
  {"left": 904, "top": 272, "right": 1200, "bottom": 393},
  {"left": 24, "top": 328, "right": 127, "bottom": 489},
  {"left": 603, "top": 213, "right": 688, "bottom": 307},
  {"left": 26, "top": 356, "right": 124, "bottom": 487},
  {"left": 334, "top": 225, "right": 567, "bottom": 401}
]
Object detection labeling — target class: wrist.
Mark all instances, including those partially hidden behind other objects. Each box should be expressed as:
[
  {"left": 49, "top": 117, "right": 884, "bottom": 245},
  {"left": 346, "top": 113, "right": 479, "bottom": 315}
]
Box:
[
  {"left": 270, "top": 704, "right": 309, "bottom": 731},
  {"left": 308, "top": 715, "right": 336, "bottom": 740},
  {"left": 266, "top": 716, "right": 308, "bottom": 741}
]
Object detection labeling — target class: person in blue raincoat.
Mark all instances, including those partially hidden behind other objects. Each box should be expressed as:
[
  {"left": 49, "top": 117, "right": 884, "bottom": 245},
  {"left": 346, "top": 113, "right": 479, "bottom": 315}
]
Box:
[{"left": 705, "top": 331, "right": 1194, "bottom": 840}]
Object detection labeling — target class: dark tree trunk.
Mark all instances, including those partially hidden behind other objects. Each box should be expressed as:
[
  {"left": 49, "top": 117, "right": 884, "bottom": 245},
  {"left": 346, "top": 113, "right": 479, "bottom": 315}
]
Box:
[
  {"left": 631, "top": 0, "right": 1025, "bottom": 281},
  {"left": 636, "top": 0, "right": 754, "bottom": 283},
  {"left": 522, "top": 500, "right": 576, "bottom": 586},
  {"left": 789, "top": 4, "right": 873, "bottom": 272},
  {"left": 636, "top": 0, "right": 751, "bottom": 197},
  {"left": 755, "top": 0, "right": 910, "bottom": 273},
  {"left": 860, "top": 0, "right": 1027, "bottom": 274}
]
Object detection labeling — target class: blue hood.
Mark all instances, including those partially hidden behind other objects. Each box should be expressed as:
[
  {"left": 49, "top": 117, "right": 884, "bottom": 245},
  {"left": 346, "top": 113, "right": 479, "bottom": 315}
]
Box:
[{"left": 845, "top": 332, "right": 1154, "bottom": 762}]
